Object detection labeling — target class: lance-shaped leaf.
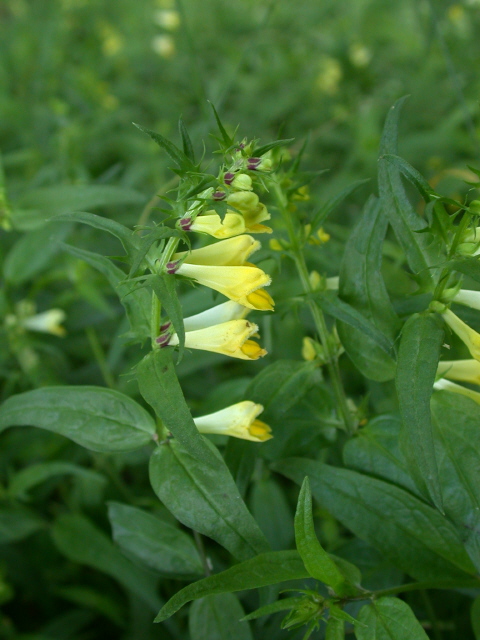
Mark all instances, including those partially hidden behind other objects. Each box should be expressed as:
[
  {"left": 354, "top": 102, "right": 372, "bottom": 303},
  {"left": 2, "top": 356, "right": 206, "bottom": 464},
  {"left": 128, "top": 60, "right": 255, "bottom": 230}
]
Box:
[
  {"left": 378, "top": 97, "right": 442, "bottom": 287},
  {"left": 273, "top": 458, "right": 476, "bottom": 581},
  {"left": 108, "top": 502, "right": 203, "bottom": 579},
  {"left": 314, "top": 291, "right": 393, "bottom": 356},
  {"left": 178, "top": 118, "right": 195, "bottom": 162},
  {"left": 252, "top": 138, "right": 295, "bottom": 158},
  {"left": 154, "top": 550, "right": 309, "bottom": 622},
  {"left": 189, "top": 593, "right": 253, "bottom": 640},
  {"left": 149, "top": 439, "right": 269, "bottom": 562},
  {"left": 8, "top": 462, "right": 106, "bottom": 500},
  {"left": 356, "top": 597, "right": 429, "bottom": 640},
  {"left": 294, "top": 478, "right": 354, "bottom": 596},
  {"left": 136, "top": 349, "right": 217, "bottom": 465},
  {"left": 133, "top": 123, "right": 197, "bottom": 172},
  {"left": 53, "top": 211, "right": 139, "bottom": 254},
  {"left": 310, "top": 178, "right": 369, "bottom": 232},
  {"left": 325, "top": 618, "right": 345, "bottom": 640},
  {"left": 337, "top": 195, "right": 398, "bottom": 381},
  {"left": 61, "top": 243, "right": 151, "bottom": 341},
  {"left": 0, "top": 387, "right": 155, "bottom": 453},
  {"left": 396, "top": 312, "right": 444, "bottom": 511}
]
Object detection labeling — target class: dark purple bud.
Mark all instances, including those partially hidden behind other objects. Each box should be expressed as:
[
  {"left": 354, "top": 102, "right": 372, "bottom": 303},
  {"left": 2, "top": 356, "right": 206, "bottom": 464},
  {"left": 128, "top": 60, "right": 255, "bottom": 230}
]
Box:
[
  {"left": 224, "top": 172, "right": 235, "bottom": 185},
  {"left": 155, "top": 333, "right": 171, "bottom": 347},
  {"left": 179, "top": 217, "right": 192, "bottom": 231},
  {"left": 247, "top": 157, "right": 262, "bottom": 170},
  {"left": 236, "top": 142, "right": 245, "bottom": 150},
  {"left": 160, "top": 322, "right": 171, "bottom": 332},
  {"left": 212, "top": 190, "right": 226, "bottom": 200},
  {"left": 166, "top": 261, "right": 179, "bottom": 274}
]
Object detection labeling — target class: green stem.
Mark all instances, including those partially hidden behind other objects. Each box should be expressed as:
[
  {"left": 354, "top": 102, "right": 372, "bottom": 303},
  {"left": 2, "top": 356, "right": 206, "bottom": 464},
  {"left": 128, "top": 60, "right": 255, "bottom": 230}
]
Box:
[
  {"left": 150, "top": 236, "right": 182, "bottom": 348},
  {"left": 271, "top": 181, "right": 355, "bottom": 433},
  {"left": 420, "top": 590, "right": 442, "bottom": 640},
  {"left": 86, "top": 327, "right": 115, "bottom": 389},
  {"left": 364, "top": 578, "right": 480, "bottom": 601}
]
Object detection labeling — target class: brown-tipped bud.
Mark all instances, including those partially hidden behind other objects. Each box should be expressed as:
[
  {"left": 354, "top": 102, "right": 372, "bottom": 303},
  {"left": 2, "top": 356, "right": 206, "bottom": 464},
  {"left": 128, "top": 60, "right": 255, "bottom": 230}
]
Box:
[
  {"left": 179, "top": 217, "right": 192, "bottom": 231},
  {"left": 166, "top": 261, "right": 180, "bottom": 274},
  {"left": 212, "top": 190, "right": 226, "bottom": 200},
  {"left": 160, "top": 322, "right": 171, "bottom": 332},
  {"left": 246, "top": 157, "right": 262, "bottom": 170},
  {"left": 224, "top": 172, "right": 236, "bottom": 185},
  {"left": 155, "top": 333, "right": 171, "bottom": 347}
]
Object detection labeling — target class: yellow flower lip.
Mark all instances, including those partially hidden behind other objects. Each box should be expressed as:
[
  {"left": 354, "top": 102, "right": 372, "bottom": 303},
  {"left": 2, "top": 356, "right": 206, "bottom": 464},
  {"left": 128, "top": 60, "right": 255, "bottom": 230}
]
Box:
[
  {"left": 193, "top": 401, "right": 272, "bottom": 442},
  {"left": 187, "top": 212, "right": 246, "bottom": 239},
  {"left": 174, "top": 234, "right": 260, "bottom": 266}
]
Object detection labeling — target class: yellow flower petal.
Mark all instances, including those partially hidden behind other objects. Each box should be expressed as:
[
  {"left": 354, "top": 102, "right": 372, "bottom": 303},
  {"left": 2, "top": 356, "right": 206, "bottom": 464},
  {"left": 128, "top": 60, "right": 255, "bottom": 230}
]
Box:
[
  {"left": 183, "top": 301, "right": 249, "bottom": 332},
  {"left": 189, "top": 212, "right": 245, "bottom": 239},
  {"left": 437, "top": 359, "right": 480, "bottom": 386},
  {"left": 248, "top": 419, "right": 273, "bottom": 441},
  {"left": 237, "top": 288, "right": 274, "bottom": 311},
  {"left": 442, "top": 309, "right": 480, "bottom": 362},
  {"left": 174, "top": 234, "right": 260, "bottom": 266}
]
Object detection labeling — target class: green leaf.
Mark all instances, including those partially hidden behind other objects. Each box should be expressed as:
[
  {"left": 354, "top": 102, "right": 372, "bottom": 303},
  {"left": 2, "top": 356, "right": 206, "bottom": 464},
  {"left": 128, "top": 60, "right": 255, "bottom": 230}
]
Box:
[
  {"left": 128, "top": 228, "right": 180, "bottom": 277},
  {"left": 55, "top": 586, "right": 126, "bottom": 627},
  {"left": 208, "top": 102, "right": 234, "bottom": 147},
  {"left": 133, "top": 122, "right": 196, "bottom": 172},
  {"left": 251, "top": 478, "right": 294, "bottom": 551},
  {"left": 337, "top": 195, "right": 398, "bottom": 381},
  {"left": 51, "top": 513, "right": 161, "bottom": 612},
  {"left": 4, "top": 221, "right": 73, "bottom": 284},
  {"left": 294, "top": 478, "right": 351, "bottom": 595},
  {"left": 149, "top": 274, "right": 185, "bottom": 362},
  {"left": 244, "top": 360, "right": 317, "bottom": 420},
  {"left": 241, "top": 597, "right": 300, "bottom": 621},
  {"left": 396, "top": 313, "right": 444, "bottom": 511},
  {"left": 136, "top": 349, "right": 216, "bottom": 465},
  {"left": 381, "top": 154, "right": 435, "bottom": 203},
  {"left": 253, "top": 138, "right": 295, "bottom": 158},
  {"left": 448, "top": 258, "right": 480, "bottom": 284},
  {"left": 343, "top": 415, "right": 418, "bottom": 496},
  {"left": 356, "top": 597, "right": 429, "bottom": 640},
  {"left": 0, "top": 386, "right": 155, "bottom": 453},
  {"left": 61, "top": 243, "right": 151, "bottom": 341},
  {"left": 108, "top": 502, "right": 203, "bottom": 579},
  {"left": 431, "top": 392, "right": 480, "bottom": 571},
  {"left": 325, "top": 617, "right": 344, "bottom": 640},
  {"left": 314, "top": 291, "right": 393, "bottom": 356},
  {"left": 179, "top": 118, "right": 195, "bottom": 163},
  {"left": 310, "top": 178, "right": 369, "bottom": 231},
  {"left": 149, "top": 439, "right": 270, "bottom": 561},
  {"left": 8, "top": 462, "right": 107, "bottom": 500},
  {"left": 472, "top": 596, "right": 480, "bottom": 639},
  {"left": 378, "top": 97, "right": 441, "bottom": 286},
  {"left": 53, "top": 211, "right": 139, "bottom": 254},
  {"left": 154, "top": 550, "right": 309, "bottom": 622},
  {"left": 273, "top": 458, "right": 475, "bottom": 581},
  {"left": 189, "top": 593, "right": 253, "bottom": 640},
  {"left": 0, "top": 505, "right": 45, "bottom": 543}
]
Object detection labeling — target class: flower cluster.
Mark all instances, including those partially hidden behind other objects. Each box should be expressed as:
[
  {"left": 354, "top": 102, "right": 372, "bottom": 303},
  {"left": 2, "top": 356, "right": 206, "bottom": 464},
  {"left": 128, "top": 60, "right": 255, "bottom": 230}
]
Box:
[{"left": 155, "top": 154, "right": 275, "bottom": 441}]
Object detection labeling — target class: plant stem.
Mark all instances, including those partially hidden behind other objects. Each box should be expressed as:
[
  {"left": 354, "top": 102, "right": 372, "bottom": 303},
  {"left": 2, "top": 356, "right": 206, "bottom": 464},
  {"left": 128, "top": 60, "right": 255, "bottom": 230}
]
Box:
[
  {"left": 271, "top": 181, "right": 355, "bottom": 433},
  {"left": 420, "top": 590, "right": 443, "bottom": 640},
  {"left": 193, "top": 530, "right": 211, "bottom": 577},
  {"left": 150, "top": 236, "right": 181, "bottom": 348},
  {"left": 86, "top": 327, "right": 115, "bottom": 389},
  {"left": 362, "top": 578, "right": 480, "bottom": 601}
]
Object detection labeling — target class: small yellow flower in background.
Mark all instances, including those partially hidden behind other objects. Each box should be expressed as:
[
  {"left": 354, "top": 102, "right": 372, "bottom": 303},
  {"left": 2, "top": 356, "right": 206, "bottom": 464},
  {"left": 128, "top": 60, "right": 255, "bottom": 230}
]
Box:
[
  {"left": 21, "top": 310, "right": 66, "bottom": 337},
  {"left": 183, "top": 301, "right": 249, "bottom": 332},
  {"left": 186, "top": 212, "right": 246, "bottom": 239},
  {"left": 307, "top": 226, "right": 330, "bottom": 246},
  {"left": 152, "top": 35, "right": 175, "bottom": 58},
  {"left": 193, "top": 401, "right": 272, "bottom": 442},
  {"left": 174, "top": 234, "right": 260, "bottom": 267},
  {"left": 315, "top": 56, "right": 342, "bottom": 95},
  {"left": 349, "top": 43, "right": 372, "bottom": 68},
  {"left": 100, "top": 23, "right": 124, "bottom": 57},
  {"left": 292, "top": 185, "right": 310, "bottom": 201},
  {"left": 168, "top": 319, "right": 267, "bottom": 360},
  {"left": 269, "top": 239, "right": 283, "bottom": 251},
  {"left": 309, "top": 270, "right": 322, "bottom": 291},
  {"left": 226, "top": 191, "right": 272, "bottom": 234},
  {"left": 326, "top": 276, "right": 339, "bottom": 290},
  {"left": 437, "top": 359, "right": 480, "bottom": 386},
  {"left": 433, "top": 378, "right": 480, "bottom": 405},
  {"left": 441, "top": 308, "right": 480, "bottom": 362},
  {"left": 154, "top": 9, "right": 180, "bottom": 30},
  {"left": 302, "top": 337, "right": 317, "bottom": 361}
]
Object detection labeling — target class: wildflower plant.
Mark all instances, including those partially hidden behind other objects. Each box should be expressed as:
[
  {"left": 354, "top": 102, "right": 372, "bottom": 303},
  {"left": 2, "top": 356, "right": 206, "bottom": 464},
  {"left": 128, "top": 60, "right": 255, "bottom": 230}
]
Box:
[{"left": 2, "top": 98, "right": 480, "bottom": 639}]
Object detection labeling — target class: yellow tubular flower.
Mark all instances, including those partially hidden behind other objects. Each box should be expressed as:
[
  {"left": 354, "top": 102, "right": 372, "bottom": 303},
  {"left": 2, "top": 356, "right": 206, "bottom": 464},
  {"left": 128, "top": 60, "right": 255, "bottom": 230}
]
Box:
[
  {"left": 193, "top": 401, "right": 272, "bottom": 442},
  {"left": 437, "top": 359, "right": 480, "bottom": 386},
  {"left": 169, "top": 319, "right": 267, "bottom": 360},
  {"left": 433, "top": 378, "right": 480, "bottom": 405},
  {"left": 183, "top": 301, "right": 249, "bottom": 332},
  {"left": 442, "top": 309, "right": 480, "bottom": 361},
  {"left": 188, "top": 212, "right": 245, "bottom": 239},
  {"left": 453, "top": 289, "right": 480, "bottom": 311},
  {"left": 173, "top": 234, "right": 260, "bottom": 266},
  {"left": 226, "top": 192, "right": 272, "bottom": 234}
]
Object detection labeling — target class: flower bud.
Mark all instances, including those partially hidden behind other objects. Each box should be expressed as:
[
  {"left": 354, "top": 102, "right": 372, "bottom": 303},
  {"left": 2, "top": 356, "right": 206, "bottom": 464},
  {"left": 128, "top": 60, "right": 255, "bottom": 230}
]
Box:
[
  {"left": 224, "top": 172, "right": 236, "bottom": 185},
  {"left": 231, "top": 174, "right": 253, "bottom": 191}
]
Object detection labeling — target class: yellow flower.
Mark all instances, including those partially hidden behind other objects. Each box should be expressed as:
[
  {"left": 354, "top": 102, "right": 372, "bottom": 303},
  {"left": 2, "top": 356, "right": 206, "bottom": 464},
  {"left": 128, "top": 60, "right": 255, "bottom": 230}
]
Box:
[
  {"left": 302, "top": 337, "right": 317, "bottom": 361},
  {"left": 168, "top": 319, "right": 267, "bottom": 360},
  {"left": 442, "top": 309, "right": 480, "bottom": 361},
  {"left": 453, "top": 289, "right": 480, "bottom": 310},
  {"left": 183, "top": 301, "right": 249, "bottom": 332},
  {"left": 437, "top": 359, "right": 480, "bottom": 386},
  {"left": 21, "top": 309, "right": 66, "bottom": 337},
  {"left": 193, "top": 401, "right": 272, "bottom": 442},
  {"left": 226, "top": 191, "right": 272, "bottom": 234},
  {"left": 433, "top": 378, "right": 480, "bottom": 405},
  {"left": 186, "top": 212, "right": 245, "bottom": 239},
  {"left": 173, "top": 234, "right": 260, "bottom": 266},
  {"left": 170, "top": 235, "right": 274, "bottom": 311}
]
